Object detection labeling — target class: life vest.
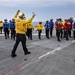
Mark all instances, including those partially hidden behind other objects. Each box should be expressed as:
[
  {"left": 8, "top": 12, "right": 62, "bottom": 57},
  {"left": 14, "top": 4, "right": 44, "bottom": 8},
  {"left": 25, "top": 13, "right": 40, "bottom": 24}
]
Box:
[{"left": 55, "top": 21, "right": 62, "bottom": 30}]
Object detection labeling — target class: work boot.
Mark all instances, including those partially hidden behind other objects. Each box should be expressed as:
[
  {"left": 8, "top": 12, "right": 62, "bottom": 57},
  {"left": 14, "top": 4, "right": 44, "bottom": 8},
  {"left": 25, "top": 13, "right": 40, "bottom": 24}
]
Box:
[
  {"left": 25, "top": 51, "right": 31, "bottom": 55},
  {"left": 11, "top": 54, "right": 17, "bottom": 57}
]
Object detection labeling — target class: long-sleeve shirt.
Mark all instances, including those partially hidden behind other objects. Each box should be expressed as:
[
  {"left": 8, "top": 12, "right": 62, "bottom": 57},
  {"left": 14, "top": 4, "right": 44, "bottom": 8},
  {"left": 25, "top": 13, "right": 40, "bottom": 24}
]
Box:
[
  {"left": 44, "top": 23, "right": 50, "bottom": 30},
  {"left": 3, "top": 22, "right": 9, "bottom": 29},
  {"left": 14, "top": 11, "right": 35, "bottom": 34},
  {"left": 9, "top": 22, "right": 15, "bottom": 29},
  {"left": 49, "top": 22, "right": 54, "bottom": 28},
  {"left": 64, "top": 22, "right": 71, "bottom": 29},
  {"left": 36, "top": 24, "right": 44, "bottom": 30},
  {"left": 55, "top": 21, "right": 62, "bottom": 30},
  {"left": 27, "top": 23, "right": 34, "bottom": 29},
  {"left": 0, "top": 22, "right": 3, "bottom": 27}
]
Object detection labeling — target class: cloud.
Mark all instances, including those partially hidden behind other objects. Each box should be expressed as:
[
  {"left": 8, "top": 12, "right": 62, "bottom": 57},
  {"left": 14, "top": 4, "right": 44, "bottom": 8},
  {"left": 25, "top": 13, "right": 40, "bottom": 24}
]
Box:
[{"left": 0, "top": 0, "right": 75, "bottom": 7}]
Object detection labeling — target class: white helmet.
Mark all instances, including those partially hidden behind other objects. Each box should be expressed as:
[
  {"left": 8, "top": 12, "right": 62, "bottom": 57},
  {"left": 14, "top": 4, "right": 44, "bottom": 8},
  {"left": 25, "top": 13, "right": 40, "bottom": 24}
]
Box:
[
  {"left": 18, "top": 12, "right": 24, "bottom": 17},
  {"left": 17, "top": 12, "right": 25, "bottom": 21}
]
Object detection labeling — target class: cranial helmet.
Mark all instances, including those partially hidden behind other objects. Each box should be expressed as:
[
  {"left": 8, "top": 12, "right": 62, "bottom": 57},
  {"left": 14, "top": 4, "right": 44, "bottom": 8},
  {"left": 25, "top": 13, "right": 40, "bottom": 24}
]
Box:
[{"left": 18, "top": 12, "right": 24, "bottom": 17}]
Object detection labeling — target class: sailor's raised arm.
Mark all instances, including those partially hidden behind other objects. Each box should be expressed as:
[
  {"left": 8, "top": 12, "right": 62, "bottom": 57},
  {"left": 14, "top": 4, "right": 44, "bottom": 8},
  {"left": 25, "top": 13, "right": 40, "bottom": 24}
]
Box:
[
  {"left": 14, "top": 10, "right": 20, "bottom": 19},
  {"left": 32, "top": 12, "right": 36, "bottom": 18},
  {"left": 24, "top": 12, "right": 36, "bottom": 24}
]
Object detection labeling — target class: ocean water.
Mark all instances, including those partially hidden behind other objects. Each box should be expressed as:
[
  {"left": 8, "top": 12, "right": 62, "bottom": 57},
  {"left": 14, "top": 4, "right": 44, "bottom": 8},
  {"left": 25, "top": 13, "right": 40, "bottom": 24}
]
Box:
[{"left": 32, "top": 22, "right": 45, "bottom": 27}]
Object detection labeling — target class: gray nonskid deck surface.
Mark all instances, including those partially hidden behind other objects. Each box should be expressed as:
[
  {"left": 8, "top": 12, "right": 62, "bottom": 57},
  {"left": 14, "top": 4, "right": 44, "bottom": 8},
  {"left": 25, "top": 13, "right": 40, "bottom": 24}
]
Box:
[{"left": 0, "top": 32, "right": 75, "bottom": 75}]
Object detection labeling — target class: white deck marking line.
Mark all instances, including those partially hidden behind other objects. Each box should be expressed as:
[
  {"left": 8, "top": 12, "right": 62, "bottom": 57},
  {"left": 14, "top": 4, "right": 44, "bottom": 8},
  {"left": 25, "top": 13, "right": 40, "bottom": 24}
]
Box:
[
  {"left": 39, "top": 40, "right": 75, "bottom": 59},
  {"left": 72, "top": 40, "right": 75, "bottom": 43},
  {"left": 2, "top": 40, "right": 75, "bottom": 75},
  {"left": 39, "top": 47, "right": 61, "bottom": 59}
]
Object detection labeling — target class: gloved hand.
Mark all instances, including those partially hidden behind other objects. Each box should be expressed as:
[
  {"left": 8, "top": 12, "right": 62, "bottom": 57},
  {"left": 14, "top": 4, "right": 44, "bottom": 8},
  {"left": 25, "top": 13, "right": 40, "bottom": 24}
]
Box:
[
  {"left": 32, "top": 12, "right": 36, "bottom": 17},
  {"left": 17, "top": 10, "right": 20, "bottom": 13}
]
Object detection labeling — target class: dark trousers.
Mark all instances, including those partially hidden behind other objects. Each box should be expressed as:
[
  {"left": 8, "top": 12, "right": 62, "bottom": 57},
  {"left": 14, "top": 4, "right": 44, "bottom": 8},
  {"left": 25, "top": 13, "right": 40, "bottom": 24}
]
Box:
[
  {"left": 38, "top": 30, "right": 42, "bottom": 39},
  {"left": 60, "top": 29, "right": 63, "bottom": 38},
  {"left": 50, "top": 27, "right": 53, "bottom": 37},
  {"left": 45, "top": 30, "right": 49, "bottom": 38},
  {"left": 11, "top": 34, "right": 29, "bottom": 55},
  {"left": 63, "top": 30, "right": 66, "bottom": 38},
  {"left": 0, "top": 27, "right": 2, "bottom": 34},
  {"left": 68, "top": 30, "right": 71, "bottom": 37},
  {"left": 65, "top": 29, "right": 69, "bottom": 40},
  {"left": 27, "top": 29, "right": 32, "bottom": 40},
  {"left": 4, "top": 28, "right": 9, "bottom": 39},
  {"left": 56, "top": 29, "right": 61, "bottom": 41},
  {"left": 10, "top": 28, "right": 15, "bottom": 40},
  {"left": 73, "top": 31, "right": 75, "bottom": 39}
]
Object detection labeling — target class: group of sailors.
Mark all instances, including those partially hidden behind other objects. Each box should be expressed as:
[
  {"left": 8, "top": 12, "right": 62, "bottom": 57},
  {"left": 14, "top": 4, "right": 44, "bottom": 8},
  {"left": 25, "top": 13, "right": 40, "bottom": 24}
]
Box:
[
  {"left": 55, "top": 18, "right": 74, "bottom": 41},
  {"left": 0, "top": 17, "right": 75, "bottom": 42},
  {"left": 35, "top": 17, "right": 75, "bottom": 42},
  {"left": 1, "top": 10, "right": 75, "bottom": 57},
  {"left": 0, "top": 19, "right": 15, "bottom": 40}
]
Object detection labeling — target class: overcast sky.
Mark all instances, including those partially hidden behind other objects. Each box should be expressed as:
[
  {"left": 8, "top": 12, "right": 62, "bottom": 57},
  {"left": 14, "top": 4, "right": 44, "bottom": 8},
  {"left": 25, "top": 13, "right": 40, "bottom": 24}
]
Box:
[{"left": 0, "top": 0, "right": 75, "bottom": 22}]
